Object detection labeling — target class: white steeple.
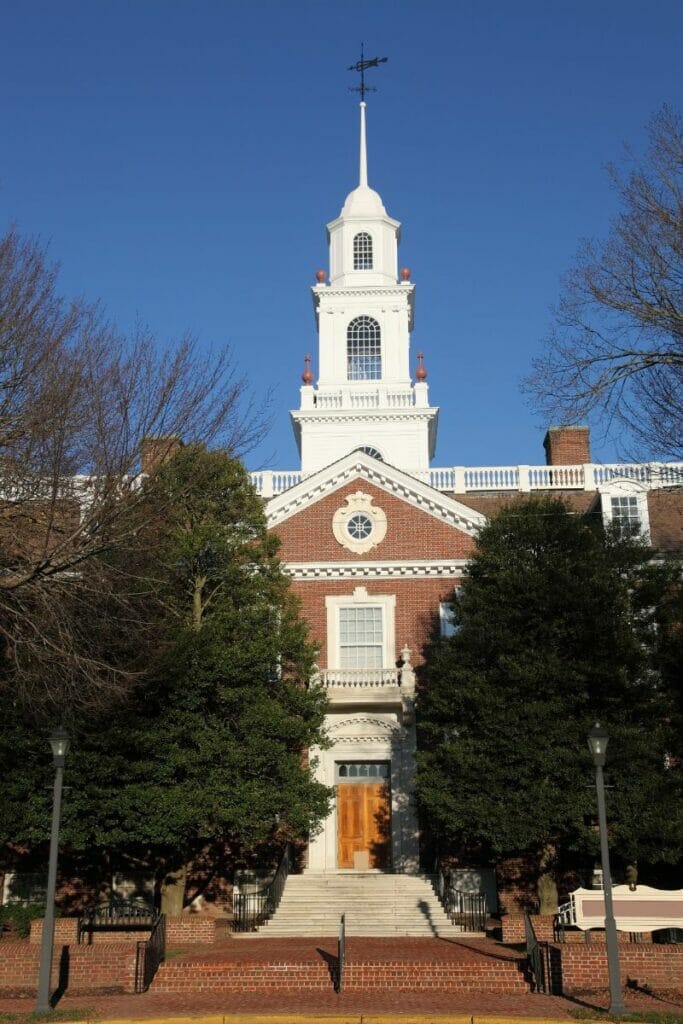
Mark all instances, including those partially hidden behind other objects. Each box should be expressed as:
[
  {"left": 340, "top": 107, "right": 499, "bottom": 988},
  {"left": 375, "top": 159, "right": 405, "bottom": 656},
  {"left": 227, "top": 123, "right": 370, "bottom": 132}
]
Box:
[
  {"left": 359, "top": 99, "right": 368, "bottom": 187},
  {"left": 328, "top": 102, "right": 399, "bottom": 289},
  {"left": 291, "top": 102, "right": 438, "bottom": 477}
]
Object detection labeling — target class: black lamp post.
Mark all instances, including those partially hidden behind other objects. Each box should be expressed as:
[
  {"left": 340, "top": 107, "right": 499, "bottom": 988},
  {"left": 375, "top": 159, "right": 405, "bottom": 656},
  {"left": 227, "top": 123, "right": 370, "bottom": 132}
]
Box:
[
  {"left": 587, "top": 722, "right": 627, "bottom": 1017},
  {"left": 35, "top": 726, "right": 70, "bottom": 1014}
]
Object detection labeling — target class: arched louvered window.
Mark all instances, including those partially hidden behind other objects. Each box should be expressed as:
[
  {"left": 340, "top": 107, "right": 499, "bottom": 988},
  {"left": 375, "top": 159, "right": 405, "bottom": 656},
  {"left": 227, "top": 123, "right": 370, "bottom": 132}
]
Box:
[
  {"left": 353, "top": 232, "right": 373, "bottom": 270},
  {"left": 355, "top": 446, "right": 384, "bottom": 461},
  {"left": 347, "top": 316, "right": 381, "bottom": 380}
]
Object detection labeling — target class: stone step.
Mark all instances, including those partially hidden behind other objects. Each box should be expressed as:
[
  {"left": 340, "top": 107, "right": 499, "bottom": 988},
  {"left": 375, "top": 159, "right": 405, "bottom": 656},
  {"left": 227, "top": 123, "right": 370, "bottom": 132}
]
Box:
[{"left": 257, "top": 872, "right": 473, "bottom": 939}]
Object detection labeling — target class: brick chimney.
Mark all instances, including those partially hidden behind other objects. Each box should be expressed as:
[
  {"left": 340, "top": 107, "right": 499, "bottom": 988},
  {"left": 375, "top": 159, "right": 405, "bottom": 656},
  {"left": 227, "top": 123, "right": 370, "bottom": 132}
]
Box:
[
  {"left": 141, "top": 435, "right": 183, "bottom": 475},
  {"left": 543, "top": 426, "right": 591, "bottom": 466}
]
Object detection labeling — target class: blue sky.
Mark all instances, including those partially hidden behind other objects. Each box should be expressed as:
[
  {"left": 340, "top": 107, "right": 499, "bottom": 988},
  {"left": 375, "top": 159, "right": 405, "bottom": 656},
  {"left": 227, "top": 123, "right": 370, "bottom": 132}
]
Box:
[{"left": 2, "top": 0, "right": 681, "bottom": 471}]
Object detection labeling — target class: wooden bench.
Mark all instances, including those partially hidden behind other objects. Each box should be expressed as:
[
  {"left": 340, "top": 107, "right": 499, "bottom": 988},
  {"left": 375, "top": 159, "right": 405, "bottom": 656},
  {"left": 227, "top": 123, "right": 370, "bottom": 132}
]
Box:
[
  {"left": 77, "top": 898, "right": 158, "bottom": 944},
  {"left": 555, "top": 885, "right": 683, "bottom": 941}
]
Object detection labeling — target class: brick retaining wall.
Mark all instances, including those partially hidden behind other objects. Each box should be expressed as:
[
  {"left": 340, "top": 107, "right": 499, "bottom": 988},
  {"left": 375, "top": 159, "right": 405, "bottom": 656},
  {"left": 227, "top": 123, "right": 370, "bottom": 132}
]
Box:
[
  {"left": 166, "top": 915, "right": 218, "bottom": 945},
  {"left": 502, "top": 913, "right": 653, "bottom": 945},
  {"left": 30, "top": 918, "right": 80, "bottom": 945},
  {"left": 502, "top": 914, "right": 556, "bottom": 943},
  {"left": 0, "top": 941, "right": 138, "bottom": 995},
  {"left": 30, "top": 914, "right": 217, "bottom": 947},
  {"left": 553, "top": 943, "right": 683, "bottom": 994}
]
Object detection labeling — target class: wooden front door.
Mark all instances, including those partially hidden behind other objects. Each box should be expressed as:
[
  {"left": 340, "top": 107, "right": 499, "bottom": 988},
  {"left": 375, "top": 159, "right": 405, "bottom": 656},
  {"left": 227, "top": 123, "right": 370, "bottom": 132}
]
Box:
[{"left": 337, "top": 782, "right": 391, "bottom": 869}]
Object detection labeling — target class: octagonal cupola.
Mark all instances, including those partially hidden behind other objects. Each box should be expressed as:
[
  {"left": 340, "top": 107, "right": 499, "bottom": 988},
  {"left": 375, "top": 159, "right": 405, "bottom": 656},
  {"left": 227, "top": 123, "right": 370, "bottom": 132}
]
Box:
[{"left": 327, "top": 101, "right": 401, "bottom": 288}]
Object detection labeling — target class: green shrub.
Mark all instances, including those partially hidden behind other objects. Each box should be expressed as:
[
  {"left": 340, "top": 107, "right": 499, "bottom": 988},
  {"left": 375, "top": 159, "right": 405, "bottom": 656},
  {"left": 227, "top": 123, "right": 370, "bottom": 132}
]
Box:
[{"left": 0, "top": 903, "right": 59, "bottom": 939}]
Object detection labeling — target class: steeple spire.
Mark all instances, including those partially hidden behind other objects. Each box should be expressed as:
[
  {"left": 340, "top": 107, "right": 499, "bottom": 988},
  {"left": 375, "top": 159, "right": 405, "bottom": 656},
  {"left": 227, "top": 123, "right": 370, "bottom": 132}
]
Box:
[{"left": 359, "top": 102, "right": 368, "bottom": 188}]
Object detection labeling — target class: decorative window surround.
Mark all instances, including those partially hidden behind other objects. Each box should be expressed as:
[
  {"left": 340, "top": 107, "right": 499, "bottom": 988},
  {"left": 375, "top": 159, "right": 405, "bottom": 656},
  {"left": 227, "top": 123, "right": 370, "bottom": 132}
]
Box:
[
  {"left": 332, "top": 490, "right": 388, "bottom": 554},
  {"left": 326, "top": 587, "right": 396, "bottom": 671}
]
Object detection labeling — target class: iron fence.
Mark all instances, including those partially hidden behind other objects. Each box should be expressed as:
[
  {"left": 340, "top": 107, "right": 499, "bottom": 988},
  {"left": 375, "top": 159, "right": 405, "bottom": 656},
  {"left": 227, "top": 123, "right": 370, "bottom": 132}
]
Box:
[{"left": 231, "top": 844, "right": 292, "bottom": 933}]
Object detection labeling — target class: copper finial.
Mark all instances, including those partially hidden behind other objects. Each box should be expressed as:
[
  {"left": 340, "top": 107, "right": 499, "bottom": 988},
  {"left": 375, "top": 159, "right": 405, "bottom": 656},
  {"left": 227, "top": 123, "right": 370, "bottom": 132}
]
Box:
[
  {"left": 415, "top": 351, "right": 427, "bottom": 381},
  {"left": 301, "top": 353, "right": 314, "bottom": 385}
]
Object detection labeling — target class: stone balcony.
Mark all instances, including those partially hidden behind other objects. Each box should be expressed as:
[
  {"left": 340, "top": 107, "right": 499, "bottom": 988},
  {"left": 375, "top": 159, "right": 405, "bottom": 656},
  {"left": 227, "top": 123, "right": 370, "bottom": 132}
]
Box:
[{"left": 312, "top": 652, "right": 416, "bottom": 713}]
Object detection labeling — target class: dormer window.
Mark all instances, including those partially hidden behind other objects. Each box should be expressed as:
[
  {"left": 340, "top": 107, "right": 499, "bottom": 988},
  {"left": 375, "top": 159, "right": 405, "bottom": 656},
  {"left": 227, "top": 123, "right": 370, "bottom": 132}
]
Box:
[
  {"left": 353, "top": 232, "right": 373, "bottom": 270},
  {"left": 347, "top": 316, "right": 381, "bottom": 380},
  {"left": 599, "top": 482, "right": 650, "bottom": 542}
]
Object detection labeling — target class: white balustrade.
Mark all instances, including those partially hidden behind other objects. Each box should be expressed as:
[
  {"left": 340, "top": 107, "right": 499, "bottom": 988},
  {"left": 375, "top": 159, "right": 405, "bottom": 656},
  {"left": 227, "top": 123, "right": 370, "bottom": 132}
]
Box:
[
  {"left": 250, "top": 463, "right": 683, "bottom": 497},
  {"left": 304, "top": 387, "right": 416, "bottom": 412},
  {"left": 317, "top": 668, "right": 400, "bottom": 688}
]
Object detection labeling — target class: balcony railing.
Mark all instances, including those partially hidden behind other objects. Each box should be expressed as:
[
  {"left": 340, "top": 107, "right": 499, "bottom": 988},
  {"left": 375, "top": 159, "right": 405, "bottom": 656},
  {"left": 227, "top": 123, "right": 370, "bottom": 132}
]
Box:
[
  {"left": 311, "top": 388, "right": 417, "bottom": 411},
  {"left": 316, "top": 668, "right": 400, "bottom": 688},
  {"left": 251, "top": 461, "right": 683, "bottom": 498}
]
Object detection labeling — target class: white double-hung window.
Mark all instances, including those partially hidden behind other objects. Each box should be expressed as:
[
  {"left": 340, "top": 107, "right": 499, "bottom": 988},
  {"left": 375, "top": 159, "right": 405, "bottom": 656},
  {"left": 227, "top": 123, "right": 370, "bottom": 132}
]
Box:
[
  {"left": 326, "top": 587, "right": 396, "bottom": 671},
  {"left": 339, "top": 606, "right": 384, "bottom": 668}
]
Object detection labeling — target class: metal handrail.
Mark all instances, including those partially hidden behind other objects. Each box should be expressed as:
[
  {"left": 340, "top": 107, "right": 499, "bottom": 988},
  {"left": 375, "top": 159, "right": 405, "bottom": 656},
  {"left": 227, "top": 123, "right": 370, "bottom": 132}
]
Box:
[
  {"left": 436, "top": 869, "right": 487, "bottom": 931},
  {"left": 231, "top": 844, "right": 293, "bottom": 933},
  {"left": 336, "top": 912, "right": 346, "bottom": 993},
  {"left": 134, "top": 913, "right": 166, "bottom": 993},
  {"left": 524, "top": 911, "right": 550, "bottom": 993}
]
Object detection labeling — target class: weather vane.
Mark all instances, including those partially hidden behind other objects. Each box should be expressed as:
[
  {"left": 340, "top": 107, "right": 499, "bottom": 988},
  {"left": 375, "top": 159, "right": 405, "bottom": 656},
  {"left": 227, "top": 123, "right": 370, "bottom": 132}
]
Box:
[{"left": 348, "top": 44, "right": 388, "bottom": 101}]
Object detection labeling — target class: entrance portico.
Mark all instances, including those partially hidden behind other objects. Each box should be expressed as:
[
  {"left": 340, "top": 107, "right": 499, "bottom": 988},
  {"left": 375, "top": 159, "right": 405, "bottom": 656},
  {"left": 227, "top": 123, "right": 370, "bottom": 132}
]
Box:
[{"left": 307, "top": 697, "right": 420, "bottom": 873}]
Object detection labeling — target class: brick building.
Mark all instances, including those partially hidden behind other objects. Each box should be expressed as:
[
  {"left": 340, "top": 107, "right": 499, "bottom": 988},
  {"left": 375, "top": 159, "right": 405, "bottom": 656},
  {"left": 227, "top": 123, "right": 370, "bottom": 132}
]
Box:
[{"left": 248, "top": 101, "right": 683, "bottom": 888}]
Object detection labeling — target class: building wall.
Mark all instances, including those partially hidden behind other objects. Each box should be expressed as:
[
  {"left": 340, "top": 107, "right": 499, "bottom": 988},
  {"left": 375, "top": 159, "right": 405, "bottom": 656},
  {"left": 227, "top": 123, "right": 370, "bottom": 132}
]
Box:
[{"left": 290, "top": 576, "right": 458, "bottom": 668}]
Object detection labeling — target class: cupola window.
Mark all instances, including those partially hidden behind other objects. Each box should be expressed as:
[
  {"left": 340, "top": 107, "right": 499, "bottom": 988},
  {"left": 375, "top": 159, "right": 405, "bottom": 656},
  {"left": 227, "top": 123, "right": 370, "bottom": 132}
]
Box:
[
  {"left": 353, "top": 232, "right": 373, "bottom": 270},
  {"left": 347, "top": 316, "right": 381, "bottom": 380}
]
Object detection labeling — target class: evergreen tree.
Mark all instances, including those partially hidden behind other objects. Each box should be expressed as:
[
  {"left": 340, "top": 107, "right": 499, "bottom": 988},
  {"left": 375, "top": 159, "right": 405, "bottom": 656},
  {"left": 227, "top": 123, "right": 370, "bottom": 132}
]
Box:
[
  {"left": 416, "top": 497, "right": 681, "bottom": 898},
  {"left": 1, "top": 446, "right": 331, "bottom": 910}
]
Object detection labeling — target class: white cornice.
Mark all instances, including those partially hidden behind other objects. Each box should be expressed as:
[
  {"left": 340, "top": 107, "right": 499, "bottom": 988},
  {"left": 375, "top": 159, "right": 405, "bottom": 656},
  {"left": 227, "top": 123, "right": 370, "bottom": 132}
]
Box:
[
  {"left": 313, "top": 285, "right": 414, "bottom": 299},
  {"left": 290, "top": 409, "right": 438, "bottom": 425},
  {"left": 265, "top": 452, "right": 487, "bottom": 536},
  {"left": 283, "top": 559, "right": 469, "bottom": 580}
]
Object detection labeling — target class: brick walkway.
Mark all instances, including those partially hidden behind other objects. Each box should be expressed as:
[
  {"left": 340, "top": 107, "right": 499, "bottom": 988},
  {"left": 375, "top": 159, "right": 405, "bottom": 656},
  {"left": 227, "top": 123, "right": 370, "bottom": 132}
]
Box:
[{"left": 1, "top": 985, "right": 682, "bottom": 1019}]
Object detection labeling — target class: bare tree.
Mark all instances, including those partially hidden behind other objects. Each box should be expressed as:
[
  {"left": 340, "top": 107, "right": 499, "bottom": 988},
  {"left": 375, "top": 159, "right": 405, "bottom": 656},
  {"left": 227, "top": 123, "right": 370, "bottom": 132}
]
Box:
[
  {"left": 525, "top": 106, "right": 683, "bottom": 460},
  {"left": 0, "top": 228, "right": 266, "bottom": 716}
]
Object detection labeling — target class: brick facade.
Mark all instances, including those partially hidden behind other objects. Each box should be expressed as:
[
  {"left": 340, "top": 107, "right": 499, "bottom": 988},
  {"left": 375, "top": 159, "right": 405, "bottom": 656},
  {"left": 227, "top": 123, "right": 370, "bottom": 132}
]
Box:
[{"left": 291, "top": 576, "right": 459, "bottom": 667}]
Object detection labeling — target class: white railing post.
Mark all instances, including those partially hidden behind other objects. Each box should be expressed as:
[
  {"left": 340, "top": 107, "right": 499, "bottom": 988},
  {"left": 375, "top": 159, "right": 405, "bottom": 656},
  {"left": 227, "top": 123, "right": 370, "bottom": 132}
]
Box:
[
  {"left": 260, "top": 471, "right": 274, "bottom": 498},
  {"left": 452, "top": 467, "right": 466, "bottom": 492},
  {"left": 518, "top": 466, "right": 531, "bottom": 493},
  {"left": 583, "top": 464, "right": 596, "bottom": 490}
]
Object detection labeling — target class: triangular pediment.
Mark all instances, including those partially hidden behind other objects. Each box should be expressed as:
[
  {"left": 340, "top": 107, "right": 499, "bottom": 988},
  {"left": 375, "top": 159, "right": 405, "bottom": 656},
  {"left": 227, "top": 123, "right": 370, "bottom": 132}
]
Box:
[{"left": 264, "top": 452, "right": 487, "bottom": 537}]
